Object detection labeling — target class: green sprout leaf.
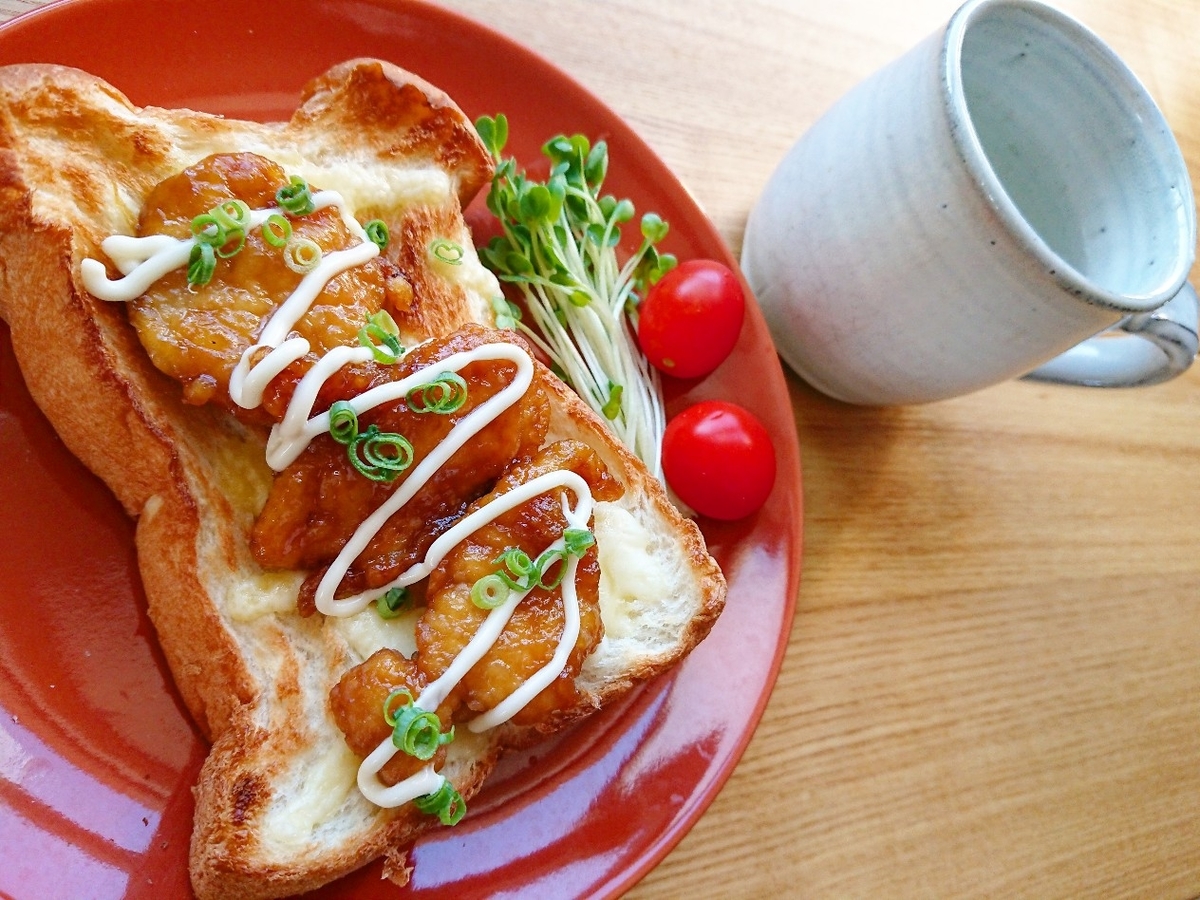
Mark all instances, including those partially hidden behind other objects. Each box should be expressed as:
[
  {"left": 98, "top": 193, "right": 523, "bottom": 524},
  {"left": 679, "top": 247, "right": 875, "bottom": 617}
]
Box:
[
  {"left": 640, "top": 212, "right": 669, "bottom": 245},
  {"left": 474, "top": 116, "right": 671, "bottom": 478},
  {"left": 475, "top": 114, "right": 509, "bottom": 159}
]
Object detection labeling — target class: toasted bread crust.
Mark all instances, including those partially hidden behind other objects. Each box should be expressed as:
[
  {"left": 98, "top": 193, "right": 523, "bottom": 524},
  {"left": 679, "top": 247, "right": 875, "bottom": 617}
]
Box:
[
  {"left": 0, "top": 60, "right": 726, "bottom": 899},
  {"left": 295, "top": 58, "right": 492, "bottom": 205}
]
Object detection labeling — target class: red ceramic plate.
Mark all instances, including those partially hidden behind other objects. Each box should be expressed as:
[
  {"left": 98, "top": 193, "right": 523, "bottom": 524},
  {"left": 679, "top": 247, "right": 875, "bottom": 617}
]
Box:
[{"left": 0, "top": 1, "right": 802, "bottom": 897}]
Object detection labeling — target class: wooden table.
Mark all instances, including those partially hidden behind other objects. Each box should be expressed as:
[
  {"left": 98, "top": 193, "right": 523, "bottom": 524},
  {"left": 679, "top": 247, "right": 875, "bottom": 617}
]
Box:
[{"left": 2, "top": 0, "right": 1197, "bottom": 897}]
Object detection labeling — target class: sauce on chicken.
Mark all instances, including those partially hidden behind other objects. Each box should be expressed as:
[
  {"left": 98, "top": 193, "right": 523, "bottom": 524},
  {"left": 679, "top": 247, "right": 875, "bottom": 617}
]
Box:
[
  {"left": 127, "top": 152, "right": 407, "bottom": 413},
  {"left": 105, "top": 151, "right": 621, "bottom": 804},
  {"left": 252, "top": 325, "right": 553, "bottom": 611},
  {"left": 418, "top": 440, "right": 621, "bottom": 728}
]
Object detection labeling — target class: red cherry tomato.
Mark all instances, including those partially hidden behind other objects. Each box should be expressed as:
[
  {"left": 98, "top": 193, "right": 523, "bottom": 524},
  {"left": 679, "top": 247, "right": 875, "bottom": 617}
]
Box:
[
  {"left": 638, "top": 259, "right": 745, "bottom": 379},
  {"left": 662, "top": 400, "right": 775, "bottom": 520}
]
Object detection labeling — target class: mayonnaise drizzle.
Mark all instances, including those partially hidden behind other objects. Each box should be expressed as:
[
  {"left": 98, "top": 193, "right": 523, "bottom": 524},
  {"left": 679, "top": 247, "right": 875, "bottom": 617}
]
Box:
[
  {"left": 357, "top": 471, "right": 592, "bottom": 807},
  {"left": 83, "top": 179, "right": 596, "bottom": 812},
  {"left": 228, "top": 194, "right": 380, "bottom": 410},
  {"left": 81, "top": 235, "right": 193, "bottom": 301},
  {"left": 310, "top": 343, "right": 535, "bottom": 618},
  {"left": 80, "top": 190, "right": 367, "bottom": 305}
]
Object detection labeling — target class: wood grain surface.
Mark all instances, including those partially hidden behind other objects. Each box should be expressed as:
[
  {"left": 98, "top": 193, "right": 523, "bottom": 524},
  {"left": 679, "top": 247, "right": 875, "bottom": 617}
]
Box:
[{"left": 1, "top": 0, "right": 1197, "bottom": 898}]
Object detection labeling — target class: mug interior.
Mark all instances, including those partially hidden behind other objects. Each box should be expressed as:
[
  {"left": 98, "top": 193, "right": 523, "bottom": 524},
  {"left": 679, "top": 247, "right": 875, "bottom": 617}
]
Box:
[{"left": 948, "top": 0, "right": 1195, "bottom": 308}]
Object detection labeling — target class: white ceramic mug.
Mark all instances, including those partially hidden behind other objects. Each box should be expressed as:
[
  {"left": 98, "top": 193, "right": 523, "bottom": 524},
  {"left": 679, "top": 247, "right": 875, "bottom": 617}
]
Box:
[{"left": 741, "top": 0, "right": 1198, "bottom": 405}]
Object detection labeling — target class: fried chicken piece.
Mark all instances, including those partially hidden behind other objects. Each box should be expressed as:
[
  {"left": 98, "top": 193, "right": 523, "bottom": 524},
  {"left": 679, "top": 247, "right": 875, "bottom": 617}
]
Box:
[
  {"left": 329, "top": 648, "right": 453, "bottom": 786},
  {"left": 126, "top": 152, "right": 395, "bottom": 417},
  {"left": 252, "top": 326, "right": 552, "bottom": 611},
  {"left": 416, "top": 440, "right": 624, "bottom": 729}
]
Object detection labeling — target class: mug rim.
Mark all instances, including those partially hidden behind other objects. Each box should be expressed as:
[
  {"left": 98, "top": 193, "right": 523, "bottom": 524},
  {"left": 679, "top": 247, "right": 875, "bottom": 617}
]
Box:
[{"left": 941, "top": 0, "right": 1197, "bottom": 313}]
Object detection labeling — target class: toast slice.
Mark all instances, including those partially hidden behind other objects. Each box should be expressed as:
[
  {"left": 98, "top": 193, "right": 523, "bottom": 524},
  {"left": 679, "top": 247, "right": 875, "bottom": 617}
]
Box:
[{"left": 0, "top": 59, "right": 726, "bottom": 898}]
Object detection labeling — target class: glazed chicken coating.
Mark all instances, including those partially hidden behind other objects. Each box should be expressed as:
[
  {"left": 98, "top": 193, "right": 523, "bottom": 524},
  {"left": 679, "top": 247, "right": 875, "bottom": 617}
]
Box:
[
  {"left": 123, "top": 153, "right": 550, "bottom": 607},
  {"left": 329, "top": 648, "right": 453, "bottom": 786},
  {"left": 330, "top": 441, "right": 621, "bottom": 780},
  {"left": 126, "top": 151, "right": 409, "bottom": 415},
  {"left": 417, "top": 439, "right": 624, "bottom": 729},
  {"left": 123, "top": 152, "right": 626, "bottom": 766},
  {"left": 251, "top": 325, "right": 552, "bottom": 612}
]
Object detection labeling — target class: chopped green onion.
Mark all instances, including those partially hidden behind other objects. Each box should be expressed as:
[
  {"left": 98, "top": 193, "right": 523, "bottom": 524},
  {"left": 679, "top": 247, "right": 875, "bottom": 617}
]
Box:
[
  {"left": 382, "top": 688, "right": 416, "bottom": 725},
  {"left": 212, "top": 198, "right": 251, "bottom": 231},
  {"left": 349, "top": 425, "right": 414, "bottom": 482},
  {"left": 382, "top": 688, "right": 453, "bottom": 761},
  {"left": 262, "top": 213, "right": 292, "bottom": 247},
  {"left": 406, "top": 372, "right": 468, "bottom": 414},
  {"left": 358, "top": 310, "right": 403, "bottom": 364},
  {"left": 533, "top": 547, "right": 569, "bottom": 590},
  {"left": 187, "top": 241, "right": 216, "bottom": 286},
  {"left": 402, "top": 714, "right": 452, "bottom": 760},
  {"left": 392, "top": 708, "right": 451, "bottom": 760},
  {"left": 414, "top": 778, "right": 466, "bottom": 826},
  {"left": 215, "top": 227, "right": 246, "bottom": 259},
  {"left": 190, "top": 213, "right": 225, "bottom": 246},
  {"left": 327, "top": 400, "right": 359, "bottom": 445},
  {"left": 495, "top": 546, "right": 535, "bottom": 589},
  {"left": 276, "top": 175, "right": 316, "bottom": 216},
  {"left": 283, "top": 236, "right": 322, "bottom": 274},
  {"left": 563, "top": 527, "right": 596, "bottom": 556},
  {"left": 364, "top": 219, "right": 389, "bottom": 250},
  {"left": 487, "top": 531, "right": 593, "bottom": 597},
  {"left": 494, "top": 549, "right": 537, "bottom": 592},
  {"left": 192, "top": 202, "right": 251, "bottom": 267},
  {"left": 375, "top": 587, "right": 411, "bottom": 619},
  {"left": 470, "top": 573, "right": 510, "bottom": 610},
  {"left": 430, "top": 238, "right": 464, "bottom": 265}
]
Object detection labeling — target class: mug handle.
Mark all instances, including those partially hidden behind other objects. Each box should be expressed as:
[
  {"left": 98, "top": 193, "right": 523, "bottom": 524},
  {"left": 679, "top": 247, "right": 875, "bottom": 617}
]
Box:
[{"left": 1023, "top": 282, "right": 1199, "bottom": 387}]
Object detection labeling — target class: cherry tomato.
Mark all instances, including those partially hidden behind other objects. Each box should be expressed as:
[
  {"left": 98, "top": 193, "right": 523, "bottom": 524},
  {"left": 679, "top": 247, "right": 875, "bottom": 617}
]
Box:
[
  {"left": 638, "top": 259, "right": 745, "bottom": 379},
  {"left": 662, "top": 400, "right": 775, "bottom": 520}
]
